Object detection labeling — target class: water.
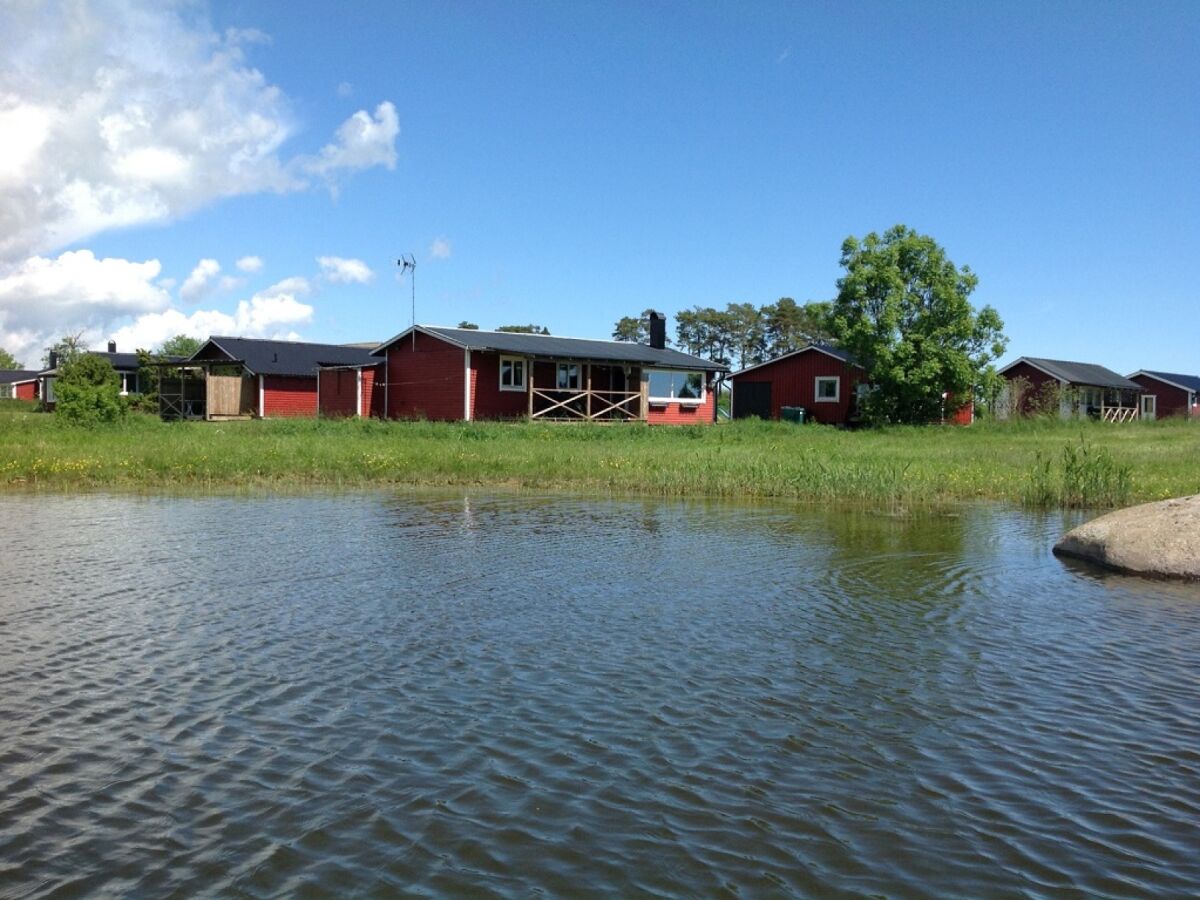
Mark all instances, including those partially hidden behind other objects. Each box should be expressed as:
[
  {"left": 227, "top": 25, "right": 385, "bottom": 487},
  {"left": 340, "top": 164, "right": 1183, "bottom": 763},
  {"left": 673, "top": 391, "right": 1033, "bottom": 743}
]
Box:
[{"left": 1, "top": 492, "right": 1198, "bottom": 897}]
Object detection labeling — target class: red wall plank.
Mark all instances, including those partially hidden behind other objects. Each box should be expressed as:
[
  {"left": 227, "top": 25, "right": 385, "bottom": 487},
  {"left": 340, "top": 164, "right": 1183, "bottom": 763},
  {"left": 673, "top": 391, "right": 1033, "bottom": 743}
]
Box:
[
  {"left": 263, "top": 375, "right": 318, "bottom": 417},
  {"left": 1130, "top": 375, "right": 1192, "bottom": 418},
  {"left": 384, "top": 331, "right": 465, "bottom": 420}
]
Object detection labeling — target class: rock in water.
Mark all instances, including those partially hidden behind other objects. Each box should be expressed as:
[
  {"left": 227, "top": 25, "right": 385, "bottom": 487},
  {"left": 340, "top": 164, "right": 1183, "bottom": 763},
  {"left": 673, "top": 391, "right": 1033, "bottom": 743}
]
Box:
[{"left": 1054, "top": 494, "right": 1200, "bottom": 579}]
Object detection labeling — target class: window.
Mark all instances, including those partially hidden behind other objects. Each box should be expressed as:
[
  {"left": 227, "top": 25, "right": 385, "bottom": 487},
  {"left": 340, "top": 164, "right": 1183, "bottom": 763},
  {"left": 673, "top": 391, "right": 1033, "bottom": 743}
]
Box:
[
  {"left": 556, "top": 363, "right": 580, "bottom": 390},
  {"left": 647, "top": 369, "right": 705, "bottom": 403},
  {"left": 815, "top": 376, "right": 839, "bottom": 402},
  {"left": 120, "top": 372, "right": 139, "bottom": 395},
  {"left": 0, "top": 384, "right": 12, "bottom": 399},
  {"left": 499, "top": 356, "right": 526, "bottom": 391}
]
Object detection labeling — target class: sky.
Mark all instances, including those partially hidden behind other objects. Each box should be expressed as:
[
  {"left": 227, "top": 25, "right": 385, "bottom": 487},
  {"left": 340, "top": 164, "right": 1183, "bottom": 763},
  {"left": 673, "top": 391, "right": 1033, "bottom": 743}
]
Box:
[{"left": 1, "top": 0, "right": 1197, "bottom": 374}]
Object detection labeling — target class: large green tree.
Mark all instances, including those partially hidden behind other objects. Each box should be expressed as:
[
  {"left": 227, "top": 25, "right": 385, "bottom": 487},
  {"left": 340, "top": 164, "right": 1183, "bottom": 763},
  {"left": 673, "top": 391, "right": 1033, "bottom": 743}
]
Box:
[
  {"left": 0, "top": 347, "right": 23, "bottom": 369},
  {"left": 762, "top": 298, "right": 834, "bottom": 353},
  {"left": 54, "top": 353, "right": 127, "bottom": 425},
  {"left": 496, "top": 324, "right": 550, "bottom": 334},
  {"left": 612, "top": 309, "right": 664, "bottom": 343},
  {"left": 829, "top": 225, "right": 1007, "bottom": 424},
  {"left": 43, "top": 333, "right": 86, "bottom": 368},
  {"left": 158, "top": 334, "right": 202, "bottom": 358}
]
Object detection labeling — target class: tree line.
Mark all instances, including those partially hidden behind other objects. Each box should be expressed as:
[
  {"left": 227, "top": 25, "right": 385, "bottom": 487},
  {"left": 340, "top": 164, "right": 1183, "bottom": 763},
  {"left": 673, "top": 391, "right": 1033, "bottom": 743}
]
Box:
[{"left": 613, "top": 299, "right": 834, "bottom": 370}]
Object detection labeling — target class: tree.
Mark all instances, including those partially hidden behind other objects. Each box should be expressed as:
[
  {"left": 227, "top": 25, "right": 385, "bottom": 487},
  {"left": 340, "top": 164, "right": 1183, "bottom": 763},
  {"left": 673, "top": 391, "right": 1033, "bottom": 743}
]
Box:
[
  {"left": 496, "top": 324, "right": 550, "bottom": 334},
  {"left": 158, "top": 334, "right": 202, "bottom": 358},
  {"left": 611, "top": 309, "right": 664, "bottom": 343},
  {"left": 457, "top": 321, "right": 480, "bottom": 330},
  {"left": 725, "top": 302, "right": 766, "bottom": 369},
  {"left": 828, "top": 225, "right": 1007, "bottom": 425},
  {"left": 762, "top": 298, "right": 834, "bottom": 354},
  {"left": 43, "top": 333, "right": 86, "bottom": 368},
  {"left": 0, "top": 347, "right": 23, "bottom": 369},
  {"left": 54, "top": 353, "right": 127, "bottom": 425}
]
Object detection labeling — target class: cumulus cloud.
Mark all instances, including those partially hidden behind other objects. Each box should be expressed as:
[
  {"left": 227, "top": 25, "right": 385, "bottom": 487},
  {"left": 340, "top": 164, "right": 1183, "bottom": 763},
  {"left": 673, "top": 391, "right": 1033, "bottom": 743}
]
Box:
[
  {"left": 303, "top": 103, "right": 399, "bottom": 178},
  {"left": 430, "top": 237, "right": 452, "bottom": 259},
  {"left": 0, "top": 0, "right": 400, "bottom": 262},
  {"left": 110, "top": 279, "right": 313, "bottom": 352},
  {"left": 0, "top": 250, "right": 312, "bottom": 365},
  {"left": 235, "top": 255, "right": 263, "bottom": 273},
  {"left": 180, "top": 258, "right": 221, "bottom": 302},
  {"left": 317, "top": 256, "right": 373, "bottom": 284}
]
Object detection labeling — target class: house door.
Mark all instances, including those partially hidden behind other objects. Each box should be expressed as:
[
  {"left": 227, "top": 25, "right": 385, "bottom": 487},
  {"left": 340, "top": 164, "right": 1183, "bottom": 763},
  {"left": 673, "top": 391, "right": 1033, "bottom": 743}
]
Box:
[
  {"left": 1140, "top": 394, "right": 1156, "bottom": 421},
  {"left": 733, "top": 381, "right": 772, "bottom": 419}
]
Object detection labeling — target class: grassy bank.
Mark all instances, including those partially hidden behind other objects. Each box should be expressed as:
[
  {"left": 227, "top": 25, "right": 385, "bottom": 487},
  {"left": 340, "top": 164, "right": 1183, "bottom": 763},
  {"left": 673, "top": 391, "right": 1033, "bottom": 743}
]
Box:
[{"left": 2, "top": 406, "right": 1197, "bottom": 507}]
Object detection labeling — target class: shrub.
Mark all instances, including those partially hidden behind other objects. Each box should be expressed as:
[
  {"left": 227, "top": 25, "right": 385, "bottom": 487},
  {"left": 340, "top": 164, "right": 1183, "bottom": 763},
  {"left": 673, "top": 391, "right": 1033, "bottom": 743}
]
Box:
[{"left": 54, "top": 354, "right": 127, "bottom": 426}]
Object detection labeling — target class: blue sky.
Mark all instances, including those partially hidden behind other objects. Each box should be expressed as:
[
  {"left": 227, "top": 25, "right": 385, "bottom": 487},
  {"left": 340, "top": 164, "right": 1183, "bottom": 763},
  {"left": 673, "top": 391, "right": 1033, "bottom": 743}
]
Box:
[{"left": 1, "top": 1, "right": 1197, "bottom": 373}]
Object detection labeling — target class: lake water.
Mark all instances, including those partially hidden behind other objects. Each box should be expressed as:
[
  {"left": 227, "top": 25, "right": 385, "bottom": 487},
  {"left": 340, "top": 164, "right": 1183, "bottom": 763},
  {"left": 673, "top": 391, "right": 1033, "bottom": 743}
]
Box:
[{"left": 1, "top": 492, "right": 1198, "bottom": 897}]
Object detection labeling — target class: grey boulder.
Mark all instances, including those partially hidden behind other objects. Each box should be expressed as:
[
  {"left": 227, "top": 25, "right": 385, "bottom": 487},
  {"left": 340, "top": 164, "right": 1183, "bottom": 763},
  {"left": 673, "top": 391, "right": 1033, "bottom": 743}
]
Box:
[{"left": 1054, "top": 494, "right": 1200, "bottom": 579}]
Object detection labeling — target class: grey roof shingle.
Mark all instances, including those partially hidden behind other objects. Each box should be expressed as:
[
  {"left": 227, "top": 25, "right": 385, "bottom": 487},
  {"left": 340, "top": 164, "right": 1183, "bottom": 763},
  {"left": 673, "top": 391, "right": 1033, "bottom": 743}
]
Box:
[
  {"left": 0, "top": 369, "right": 40, "bottom": 384},
  {"left": 1004, "top": 357, "right": 1142, "bottom": 391},
  {"left": 729, "top": 343, "right": 860, "bottom": 378},
  {"left": 374, "top": 326, "right": 728, "bottom": 371},
  {"left": 194, "top": 337, "right": 379, "bottom": 377},
  {"left": 1133, "top": 370, "right": 1200, "bottom": 393}
]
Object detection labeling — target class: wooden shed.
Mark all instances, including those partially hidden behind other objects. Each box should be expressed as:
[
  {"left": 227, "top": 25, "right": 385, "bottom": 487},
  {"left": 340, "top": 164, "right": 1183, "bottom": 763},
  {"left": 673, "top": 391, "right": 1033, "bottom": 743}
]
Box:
[
  {"left": 729, "top": 345, "right": 866, "bottom": 424},
  {"left": 1127, "top": 371, "right": 1200, "bottom": 420}
]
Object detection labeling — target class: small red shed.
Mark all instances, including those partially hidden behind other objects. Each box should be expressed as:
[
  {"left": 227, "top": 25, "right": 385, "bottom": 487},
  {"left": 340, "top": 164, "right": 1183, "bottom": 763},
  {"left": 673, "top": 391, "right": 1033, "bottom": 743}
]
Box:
[
  {"left": 1, "top": 370, "right": 40, "bottom": 401},
  {"left": 1127, "top": 370, "right": 1200, "bottom": 420},
  {"left": 729, "top": 345, "right": 866, "bottom": 424}
]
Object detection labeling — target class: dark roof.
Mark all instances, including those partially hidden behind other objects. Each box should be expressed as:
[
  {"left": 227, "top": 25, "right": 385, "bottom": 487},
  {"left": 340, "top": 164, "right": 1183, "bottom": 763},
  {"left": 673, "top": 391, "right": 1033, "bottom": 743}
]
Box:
[
  {"left": 1131, "top": 370, "right": 1200, "bottom": 393},
  {"left": 730, "top": 343, "right": 860, "bottom": 378},
  {"left": 193, "top": 336, "right": 379, "bottom": 377},
  {"left": 1001, "top": 357, "right": 1142, "bottom": 391},
  {"left": 36, "top": 351, "right": 143, "bottom": 376},
  {"left": 374, "top": 325, "right": 728, "bottom": 372},
  {"left": 0, "top": 369, "right": 40, "bottom": 384}
]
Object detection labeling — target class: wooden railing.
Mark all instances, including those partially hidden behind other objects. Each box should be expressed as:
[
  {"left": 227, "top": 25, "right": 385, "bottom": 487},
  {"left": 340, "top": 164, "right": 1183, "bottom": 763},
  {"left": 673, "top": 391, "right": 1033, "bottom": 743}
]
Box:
[
  {"left": 530, "top": 388, "right": 641, "bottom": 421},
  {"left": 1100, "top": 405, "right": 1139, "bottom": 423}
]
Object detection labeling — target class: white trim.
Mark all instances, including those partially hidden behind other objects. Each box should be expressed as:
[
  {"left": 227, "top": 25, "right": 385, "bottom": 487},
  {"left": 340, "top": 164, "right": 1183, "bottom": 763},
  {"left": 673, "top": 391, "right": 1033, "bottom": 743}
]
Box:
[
  {"left": 646, "top": 368, "right": 706, "bottom": 405},
  {"left": 258, "top": 374, "right": 265, "bottom": 418},
  {"left": 814, "top": 375, "right": 840, "bottom": 402},
  {"left": 464, "top": 349, "right": 472, "bottom": 421},
  {"left": 730, "top": 344, "right": 860, "bottom": 378},
  {"left": 498, "top": 355, "right": 527, "bottom": 391},
  {"left": 555, "top": 361, "right": 581, "bottom": 391},
  {"left": 356, "top": 369, "right": 363, "bottom": 417},
  {"left": 1140, "top": 394, "right": 1157, "bottom": 420}
]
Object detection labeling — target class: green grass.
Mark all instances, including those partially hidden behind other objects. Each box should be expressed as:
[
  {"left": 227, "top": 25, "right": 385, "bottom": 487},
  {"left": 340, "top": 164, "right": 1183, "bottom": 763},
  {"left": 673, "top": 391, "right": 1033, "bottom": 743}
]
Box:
[{"left": 2, "top": 407, "right": 1197, "bottom": 507}]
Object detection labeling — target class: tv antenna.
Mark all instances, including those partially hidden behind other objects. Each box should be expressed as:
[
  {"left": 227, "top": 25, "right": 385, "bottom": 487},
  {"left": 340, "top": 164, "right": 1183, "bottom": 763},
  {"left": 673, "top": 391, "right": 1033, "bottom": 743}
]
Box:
[{"left": 397, "top": 254, "right": 416, "bottom": 349}]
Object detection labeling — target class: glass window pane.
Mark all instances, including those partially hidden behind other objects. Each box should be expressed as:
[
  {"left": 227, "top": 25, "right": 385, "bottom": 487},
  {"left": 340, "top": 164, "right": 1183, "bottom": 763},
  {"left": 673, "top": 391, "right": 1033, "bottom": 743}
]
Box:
[
  {"left": 501, "top": 360, "right": 512, "bottom": 386},
  {"left": 678, "top": 373, "right": 702, "bottom": 399}
]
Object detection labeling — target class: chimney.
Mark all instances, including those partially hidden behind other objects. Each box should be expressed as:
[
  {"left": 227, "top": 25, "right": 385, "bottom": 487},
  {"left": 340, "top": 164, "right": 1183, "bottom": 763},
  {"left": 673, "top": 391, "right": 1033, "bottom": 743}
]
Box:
[
  {"left": 107, "top": 340, "right": 116, "bottom": 353},
  {"left": 48, "top": 351, "right": 58, "bottom": 370},
  {"left": 648, "top": 310, "right": 666, "bottom": 350}
]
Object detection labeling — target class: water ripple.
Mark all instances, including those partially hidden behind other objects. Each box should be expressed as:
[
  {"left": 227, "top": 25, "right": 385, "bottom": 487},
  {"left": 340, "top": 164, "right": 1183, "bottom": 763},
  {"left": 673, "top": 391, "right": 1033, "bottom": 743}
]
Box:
[{"left": 1, "top": 493, "right": 1199, "bottom": 896}]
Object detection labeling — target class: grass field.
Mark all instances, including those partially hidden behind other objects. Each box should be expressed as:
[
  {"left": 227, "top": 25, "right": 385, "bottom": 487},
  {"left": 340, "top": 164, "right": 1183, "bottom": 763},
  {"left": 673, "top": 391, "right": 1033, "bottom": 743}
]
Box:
[{"left": 2, "top": 402, "right": 1197, "bottom": 508}]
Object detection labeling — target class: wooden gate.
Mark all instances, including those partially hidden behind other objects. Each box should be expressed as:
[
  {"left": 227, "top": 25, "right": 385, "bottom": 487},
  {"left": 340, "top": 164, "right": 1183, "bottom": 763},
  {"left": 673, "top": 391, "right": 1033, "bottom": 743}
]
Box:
[{"left": 207, "top": 374, "right": 253, "bottom": 418}]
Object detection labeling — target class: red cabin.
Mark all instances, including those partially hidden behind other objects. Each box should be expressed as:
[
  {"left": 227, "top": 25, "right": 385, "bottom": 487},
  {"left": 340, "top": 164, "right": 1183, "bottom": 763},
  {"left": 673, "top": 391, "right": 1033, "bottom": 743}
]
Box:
[
  {"left": 370, "top": 324, "right": 726, "bottom": 424},
  {"left": 729, "top": 345, "right": 867, "bottom": 424},
  {"left": 1127, "top": 371, "right": 1200, "bottom": 420}
]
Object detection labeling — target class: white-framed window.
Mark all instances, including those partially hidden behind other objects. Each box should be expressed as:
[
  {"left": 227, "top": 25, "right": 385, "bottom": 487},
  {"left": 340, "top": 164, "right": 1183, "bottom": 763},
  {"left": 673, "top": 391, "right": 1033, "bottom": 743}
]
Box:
[
  {"left": 815, "top": 376, "right": 839, "bottom": 402},
  {"left": 557, "top": 363, "right": 580, "bottom": 391},
  {"left": 119, "top": 372, "right": 139, "bottom": 395},
  {"left": 647, "top": 369, "right": 705, "bottom": 403},
  {"left": 0, "top": 384, "right": 12, "bottom": 399},
  {"left": 499, "top": 355, "right": 526, "bottom": 391}
]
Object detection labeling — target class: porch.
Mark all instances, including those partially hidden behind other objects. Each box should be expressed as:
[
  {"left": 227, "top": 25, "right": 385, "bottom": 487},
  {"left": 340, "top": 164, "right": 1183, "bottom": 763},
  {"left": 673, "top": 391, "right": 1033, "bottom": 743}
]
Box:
[{"left": 525, "top": 361, "right": 646, "bottom": 422}]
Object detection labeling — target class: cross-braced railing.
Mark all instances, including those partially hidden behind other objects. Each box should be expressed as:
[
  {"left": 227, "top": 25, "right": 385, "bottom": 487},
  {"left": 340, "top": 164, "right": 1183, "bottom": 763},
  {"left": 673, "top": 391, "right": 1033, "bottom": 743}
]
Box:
[
  {"left": 530, "top": 388, "right": 641, "bottom": 421},
  {"left": 1100, "top": 405, "right": 1139, "bottom": 423}
]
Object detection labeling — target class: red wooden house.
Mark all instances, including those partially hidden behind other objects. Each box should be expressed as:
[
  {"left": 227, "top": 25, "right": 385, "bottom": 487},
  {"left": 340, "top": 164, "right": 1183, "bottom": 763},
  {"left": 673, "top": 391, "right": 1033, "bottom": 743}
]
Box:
[
  {"left": 729, "top": 344, "right": 867, "bottom": 424},
  {"left": 0, "top": 370, "right": 40, "bottom": 401},
  {"left": 1127, "top": 371, "right": 1200, "bottom": 420},
  {"left": 998, "top": 357, "right": 1143, "bottom": 421},
  {"left": 369, "top": 321, "right": 726, "bottom": 424},
  {"left": 187, "top": 336, "right": 381, "bottom": 419}
]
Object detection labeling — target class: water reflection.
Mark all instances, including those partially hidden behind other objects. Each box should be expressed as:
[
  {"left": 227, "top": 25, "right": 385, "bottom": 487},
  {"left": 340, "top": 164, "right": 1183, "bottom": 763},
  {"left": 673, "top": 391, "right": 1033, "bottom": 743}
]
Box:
[{"left": 1, "top": 491, "right": 1198, "bottom": 896}]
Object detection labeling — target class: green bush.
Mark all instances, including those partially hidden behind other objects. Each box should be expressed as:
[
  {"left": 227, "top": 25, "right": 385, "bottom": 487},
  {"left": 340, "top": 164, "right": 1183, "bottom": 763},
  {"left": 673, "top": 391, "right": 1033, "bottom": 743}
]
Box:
[{"left": 54, "top": 354, "right": 127, "bottom": 426}]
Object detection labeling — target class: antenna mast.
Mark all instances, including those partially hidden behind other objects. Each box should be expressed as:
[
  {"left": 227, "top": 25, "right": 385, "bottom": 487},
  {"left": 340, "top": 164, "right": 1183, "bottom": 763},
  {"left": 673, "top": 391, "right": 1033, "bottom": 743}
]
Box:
[{"left": 397, "top": 255, "right": 416, "bottom": 349}]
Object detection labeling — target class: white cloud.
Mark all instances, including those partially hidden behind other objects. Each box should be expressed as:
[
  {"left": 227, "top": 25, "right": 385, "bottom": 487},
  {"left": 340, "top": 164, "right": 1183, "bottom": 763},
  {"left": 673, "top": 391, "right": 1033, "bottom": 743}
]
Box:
[
  {"left": 0, "top": 250, "right": 312, "bottom": 365},
  {"left": 0, "top": 1, "right": 400, "bottom": 262},
  {"left": 180, "top": 258, "right": 221, "bottom": 302},
  {"left": 110, "top": 280, "right": 313, "bottom": 353},
  {"left": 0, "top": 249, "right": 170, "bottom": 362},
  {"left": 430, "top": 237, "right": 452, "bottom": 259},
  {"left": 304, "top": 102, "right": 399, "bottom": 178},
  {"left": 317, "top": 256, "right": 373, "bottom": 284},
  {"left": 235, "top": 255, "right": 263, "bottom": 273}
]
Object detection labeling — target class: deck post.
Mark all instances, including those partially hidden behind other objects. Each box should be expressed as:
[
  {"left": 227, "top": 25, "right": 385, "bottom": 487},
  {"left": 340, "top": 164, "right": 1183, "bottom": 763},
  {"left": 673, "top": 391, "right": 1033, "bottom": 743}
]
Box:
[
  {"left": 527, "top": 366, "right": 534, "bottom": 419},
  {"left": 586, "top": 363, "right": 592, "bottom": 420},
  {"left": 639, "top": 371, "right": 648, "bottom": 420}
]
